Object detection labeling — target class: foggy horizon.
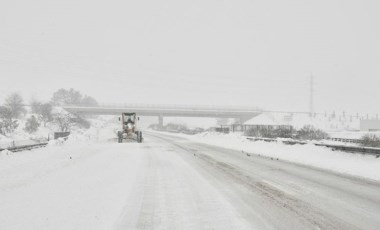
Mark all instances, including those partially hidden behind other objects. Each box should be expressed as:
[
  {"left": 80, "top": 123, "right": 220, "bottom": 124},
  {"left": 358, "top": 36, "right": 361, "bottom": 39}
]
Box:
[{"left": 1, "top": 0, "right": 380, "bottom": 114}]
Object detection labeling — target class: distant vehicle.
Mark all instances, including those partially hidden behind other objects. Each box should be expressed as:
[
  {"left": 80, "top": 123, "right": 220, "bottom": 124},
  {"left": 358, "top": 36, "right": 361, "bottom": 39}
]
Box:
[{"left": 117, "top": 113, "right": 143, "bottom": 143}]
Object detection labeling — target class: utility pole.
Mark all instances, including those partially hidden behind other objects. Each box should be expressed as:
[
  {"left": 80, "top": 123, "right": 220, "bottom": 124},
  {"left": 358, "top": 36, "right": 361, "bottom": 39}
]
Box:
[{"left": 309, "top": 74, "right": 314, "bottom": 117}]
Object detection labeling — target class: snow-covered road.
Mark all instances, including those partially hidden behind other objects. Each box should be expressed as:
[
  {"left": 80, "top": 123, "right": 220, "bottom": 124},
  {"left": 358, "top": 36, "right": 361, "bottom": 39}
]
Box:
[{"left": 1, "top": 132, "right": 379, "bottom": 229}]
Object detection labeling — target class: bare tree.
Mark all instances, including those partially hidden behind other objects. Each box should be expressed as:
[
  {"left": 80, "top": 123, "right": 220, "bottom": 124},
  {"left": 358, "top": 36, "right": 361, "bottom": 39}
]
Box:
[
  {"left": 51, "top": 88, "right": 99, "bottom": 107},
  {"left": 30, "top": 99, "right": 43, "bottom": 114},
  {"left": 39, "top": 103, "right": 53, "bottom": 127},
  {"left": 51, "top": 89, "right": 68, "bottom": 105},
  {"left": 5, "top": 93, "right": 26, "bottom": 119},
  {"left": 30, "top": 100, "right": 53, "bottom": 127},
  {"left": 81, "top": 96, "right": 98, "bottom": 106},
  {"left": 0, "top": 106, "right": 12, "bottom": 120},
  {"left": 0, "top": 106, "right": 19, "bottom": 134},
  {"left": 51, "top": 88, "right": 83, "bottom": 106}
]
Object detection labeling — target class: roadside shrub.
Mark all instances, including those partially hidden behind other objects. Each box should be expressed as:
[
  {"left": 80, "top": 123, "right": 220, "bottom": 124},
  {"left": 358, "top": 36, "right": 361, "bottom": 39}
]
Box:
[
  {"left": 296, "top": 125, "right": 329, "bottom": 140},
  {"left": 53, "top": 113, "right": 73, "bottom": 132},
  {"left": 245, "top": 127, "right": 294, "bottom": 138},
  {"left": 24, "top": 115, "right": 40, "bottom": 133},
  {"left": 244, "top": 128, "right": 261, "bottom": 137},
  {"left": 360, "top": 134, "right": 380, "bottom": 148},
  {"left": 272, "top": 127, "right": 294, "bottom": 138},
  {"left": 0, "top": 119, "right": 19, "bottom": 135},
  {"left": 260, "top": 128, "right": 275, "bottom": 138},
  {"left": 53, "top": 113, "right": 91, "bottom": 131}
]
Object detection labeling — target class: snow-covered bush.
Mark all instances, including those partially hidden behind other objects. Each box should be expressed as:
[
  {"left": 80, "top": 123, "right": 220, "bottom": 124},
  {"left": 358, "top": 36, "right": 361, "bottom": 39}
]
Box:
[
  {"left": 0, "top": 119, "right": 19, "bottom": 135},
  {"left": 53, "top": 113, "right": 91, "bottom": 132},
  {"left": 53, "top": 113, "right": 73, "bottom": 132},
  {"left": 244, "top": 128, "right": 261, "bottom": 137},
  {"left": 31, "top": 101, "right": 53, "bottom": 127},
  {"left": 24, "top": 115, "right": 40, "bottom": 133},
  {"left": 245, "top": 127, "right": 294, "bottom": 138},
  {"left": 296, "top": 125, "right": 329, "bottom": 140},
  {"left": 360, "top": 134, "right": 380, "bottom": 147},
  {"left": 245, "top": 125, "right": 328, "bottom": 140},
  {"left": 0, "top": 149, "right": 13, "bottom": 157}
]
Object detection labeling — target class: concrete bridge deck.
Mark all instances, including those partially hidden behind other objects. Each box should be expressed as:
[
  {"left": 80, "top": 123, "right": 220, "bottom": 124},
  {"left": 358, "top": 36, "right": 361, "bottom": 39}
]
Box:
[{"left": 62, "top": 104, "right": 262, "bottom": 125}]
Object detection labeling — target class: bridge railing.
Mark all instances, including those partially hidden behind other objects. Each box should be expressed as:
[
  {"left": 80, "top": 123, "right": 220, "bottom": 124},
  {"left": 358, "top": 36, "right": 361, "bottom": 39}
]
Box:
[{"left": 65, "top": 103, "right": 262, "bottom": 112}]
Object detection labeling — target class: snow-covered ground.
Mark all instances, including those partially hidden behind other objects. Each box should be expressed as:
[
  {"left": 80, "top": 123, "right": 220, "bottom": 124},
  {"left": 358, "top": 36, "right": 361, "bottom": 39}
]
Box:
[
  {"left": 327, "top": 130, "right": 380, "bottom": 139},
  {"left": 150, "top": 131, "right": 380, "bottom": 182},
  {"left": 0, "top": 135, "right": 252, "bottom": 229},
  {"left": 1, "top": 125, "right": 379, "bottom": 229},
  {"left": 0, "top": 140, "right": 142, "bottom": 229}
]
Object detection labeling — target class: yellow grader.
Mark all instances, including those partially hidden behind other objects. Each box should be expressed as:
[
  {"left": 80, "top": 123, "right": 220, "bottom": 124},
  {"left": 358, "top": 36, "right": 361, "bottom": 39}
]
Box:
[{"left": 117, "top": 113, "right": 143, "bottom": 143}]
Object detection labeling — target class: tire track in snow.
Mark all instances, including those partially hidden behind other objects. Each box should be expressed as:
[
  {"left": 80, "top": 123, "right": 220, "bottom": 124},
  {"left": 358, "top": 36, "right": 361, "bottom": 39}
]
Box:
[{"left": 148, "top": 133, "right": 365, "bottom": 230}]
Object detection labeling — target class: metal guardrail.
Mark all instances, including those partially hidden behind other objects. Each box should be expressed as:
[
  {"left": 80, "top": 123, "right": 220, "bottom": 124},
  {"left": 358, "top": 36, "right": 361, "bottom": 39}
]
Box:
[
  {"left": 327, "top": 137, "right": 362, "bottom": 144},
  {"left": 64, "top": 104, "right": 263, "bottom": 113},
  {"left": 247, "top": 137, "right": 308, "bottom": 145},
  {"left": 246, "top": 137, "right": 278, "bottom": 143},
  {"left": 246, "top": 137, "right": 380, "bottom": 157},
  {"left": 314, "top": 143, "right": 380, "bottom": 157},
  {"left": 0, "top": 143, "right": 48, "bottom": 152},
  {"left": 95, "top": 103, "right": 262, "bottom": 111}
]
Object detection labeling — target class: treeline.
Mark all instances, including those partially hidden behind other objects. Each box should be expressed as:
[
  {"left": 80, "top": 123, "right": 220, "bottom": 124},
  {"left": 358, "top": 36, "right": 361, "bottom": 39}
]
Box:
[
  {"left": 245, "top": 125, "right": 329, "bottom": 140},
  {"left": 245, "top": 125, "right": 380, "bottom": 147},
  {"left": 51, "top": 88, "right": 98, "bottom": 106},
  {"left": 0, "top": 88, "right": 97, "bottom": 135},
  {"left": 0, "top": 94, "right": 26, "bottom": 135}
]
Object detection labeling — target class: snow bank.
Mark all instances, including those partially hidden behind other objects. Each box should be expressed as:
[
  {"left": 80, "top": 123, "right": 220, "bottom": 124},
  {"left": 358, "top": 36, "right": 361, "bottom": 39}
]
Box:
[
  {"left": 328, "top": 131, "right": 380, "bottom": 139},
  {"left": 0, "top": 149, "right": 13, "bottom": 157},
  {"left": 154, "top": 131, "right": 380, "bottom": 182},
  {"left": 0, "top": 115, "right": 117, "bottom": 149}
]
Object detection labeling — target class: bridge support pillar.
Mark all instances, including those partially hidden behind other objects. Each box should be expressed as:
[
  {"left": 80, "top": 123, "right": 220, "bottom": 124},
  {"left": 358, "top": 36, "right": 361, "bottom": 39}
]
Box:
[{"left": 158, "top": 114, "right": 164, "bottom": 129}]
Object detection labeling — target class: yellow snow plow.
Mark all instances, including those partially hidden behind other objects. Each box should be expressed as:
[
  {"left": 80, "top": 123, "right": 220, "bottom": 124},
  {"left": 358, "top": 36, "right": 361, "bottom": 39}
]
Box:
[{"left": 117, "top": 113, "right": 143, "bottom": 143}]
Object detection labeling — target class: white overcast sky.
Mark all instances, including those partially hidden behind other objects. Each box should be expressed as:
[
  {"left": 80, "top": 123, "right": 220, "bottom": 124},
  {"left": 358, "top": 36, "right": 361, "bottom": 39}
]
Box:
[{"left": 0, "top": 0, "right": 379, "bottom": 114}]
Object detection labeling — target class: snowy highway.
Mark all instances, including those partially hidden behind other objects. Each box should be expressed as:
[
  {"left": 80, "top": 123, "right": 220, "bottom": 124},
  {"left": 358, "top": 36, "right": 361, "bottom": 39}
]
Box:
[{"left": 1, "top": 132, "right": 380, "bottom": 229}]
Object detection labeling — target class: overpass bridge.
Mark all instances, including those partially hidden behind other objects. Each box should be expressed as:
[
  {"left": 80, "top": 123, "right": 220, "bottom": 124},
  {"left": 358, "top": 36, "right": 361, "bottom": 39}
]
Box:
[{"left": 62, "top": 104, "right": 262, "bottom": 127}]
